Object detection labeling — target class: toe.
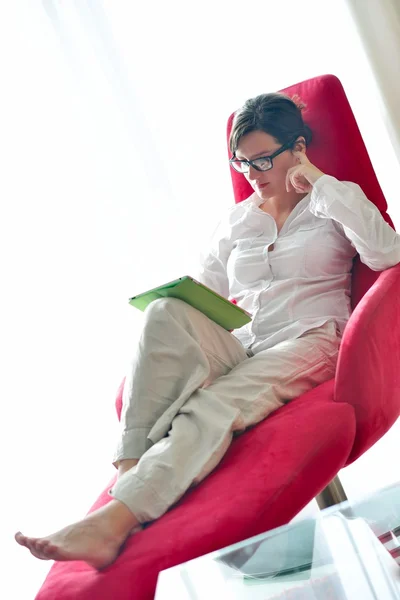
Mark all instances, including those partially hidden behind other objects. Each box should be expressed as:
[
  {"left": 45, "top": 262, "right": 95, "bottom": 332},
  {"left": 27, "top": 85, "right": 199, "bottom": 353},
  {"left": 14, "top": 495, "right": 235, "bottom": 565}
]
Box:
[
  {"left": 40, "top": 541, "right": 58, "bottom": 559},
  {"left": 31, "top": 540, "right": 53, "bottom": 560},
  {"left": 15, "top": 532, "right": 55, "bottom": 561},
  {"left": 35, "top": 539, "right": 49, "bottom": 551},
  {"left": 45, "top": 543, "right": 65, "bottom": 561},
  {"left": 15, "top": 532, "right": 27, "bottom": 547},
  {"left": 31, "top": 539, "right": 53, "bottom": 560},
  {"left": 26, "top": 537, "right": 39, "bottom": 551}
]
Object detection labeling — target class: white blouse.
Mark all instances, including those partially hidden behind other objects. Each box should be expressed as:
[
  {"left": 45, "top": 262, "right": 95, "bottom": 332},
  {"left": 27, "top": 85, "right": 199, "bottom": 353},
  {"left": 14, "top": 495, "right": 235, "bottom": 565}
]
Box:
[{"left": 198, "top": 175, "right": 400, "bottom": 354}]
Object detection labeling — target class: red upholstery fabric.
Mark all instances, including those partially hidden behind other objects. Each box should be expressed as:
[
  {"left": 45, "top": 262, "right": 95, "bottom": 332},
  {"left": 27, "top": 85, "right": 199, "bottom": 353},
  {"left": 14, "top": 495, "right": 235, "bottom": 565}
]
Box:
[
  {"left": 36, "top": 74, "right": 400, "bottom": 600},
  {"left": 37, "top": 385, "right": 355, "bottom": 600},
  {"left": 114, "top": 377, "right": 124, "bottom": 420},
  {"left": 335, "top": 263, "right": 400, "bottom": 462}
]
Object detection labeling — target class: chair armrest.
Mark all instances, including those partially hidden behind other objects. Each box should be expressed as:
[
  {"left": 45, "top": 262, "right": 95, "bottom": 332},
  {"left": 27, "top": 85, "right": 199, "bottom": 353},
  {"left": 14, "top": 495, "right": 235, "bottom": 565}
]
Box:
[{"left": 335, "top": 263, "right": 400, "bottom": 462}]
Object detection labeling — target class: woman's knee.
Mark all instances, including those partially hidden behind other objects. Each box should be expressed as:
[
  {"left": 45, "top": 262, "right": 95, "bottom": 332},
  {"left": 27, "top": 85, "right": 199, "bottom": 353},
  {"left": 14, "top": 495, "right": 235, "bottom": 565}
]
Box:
[
  {"left": 142, "top": 297, "right": 190, "bottom": 332},
  {"left": 146, "top": 296, "right": 184, "bottom": 311}
]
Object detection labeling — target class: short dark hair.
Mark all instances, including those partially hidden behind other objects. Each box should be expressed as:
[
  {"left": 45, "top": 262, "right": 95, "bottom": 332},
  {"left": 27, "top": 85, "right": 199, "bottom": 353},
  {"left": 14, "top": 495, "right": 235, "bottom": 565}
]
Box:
[{"left": 229, "top": 92, "right": 312, "bottom": 155}]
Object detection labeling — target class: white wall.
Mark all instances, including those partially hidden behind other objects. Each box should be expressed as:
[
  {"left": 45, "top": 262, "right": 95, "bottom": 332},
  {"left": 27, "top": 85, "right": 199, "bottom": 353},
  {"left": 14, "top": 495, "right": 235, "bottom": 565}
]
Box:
[
  {"left": 346, "top": 0, "right": 400, "bottom": 157},
  {"left": 1, "top": 1, "right": 399, "bottom": 597}
]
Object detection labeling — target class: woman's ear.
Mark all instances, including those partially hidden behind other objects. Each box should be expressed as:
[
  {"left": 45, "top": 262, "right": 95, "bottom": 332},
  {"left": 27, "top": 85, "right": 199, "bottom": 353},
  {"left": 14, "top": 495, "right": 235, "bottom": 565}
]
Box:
[{"left": 292, "top": 136, "right": 307, "bottom": 154}]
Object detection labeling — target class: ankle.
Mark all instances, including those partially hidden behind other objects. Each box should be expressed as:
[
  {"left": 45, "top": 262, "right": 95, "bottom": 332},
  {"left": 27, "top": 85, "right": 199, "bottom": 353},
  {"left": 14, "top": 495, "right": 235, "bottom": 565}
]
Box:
[{"left": 91, "top": 500, "right": 139, "bottom": 539}]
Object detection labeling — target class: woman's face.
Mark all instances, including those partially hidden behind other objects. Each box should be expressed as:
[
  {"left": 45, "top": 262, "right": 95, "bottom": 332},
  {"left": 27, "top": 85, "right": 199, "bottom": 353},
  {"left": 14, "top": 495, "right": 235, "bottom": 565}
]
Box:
[{"left": 235, "top": 130, "right": 300, "bottom": 200}]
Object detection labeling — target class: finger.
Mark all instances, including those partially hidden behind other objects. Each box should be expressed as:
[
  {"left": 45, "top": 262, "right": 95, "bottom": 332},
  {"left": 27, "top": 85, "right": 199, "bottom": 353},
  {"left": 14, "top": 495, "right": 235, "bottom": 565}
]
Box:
[
  {"left": 286, "top": 166, "right": 297, "bottom": 192},
  {"left": 285, "top": 170, "right": 292, "bottom": 192},
  {"left": 288, "top": 166, "right": 304, "bottom": 189},
  {"left": 288, "top": 167, "right": 311, "bottom": 193},
  {"left": 286, "top": 167, "right": 307, "bottom": 193}
]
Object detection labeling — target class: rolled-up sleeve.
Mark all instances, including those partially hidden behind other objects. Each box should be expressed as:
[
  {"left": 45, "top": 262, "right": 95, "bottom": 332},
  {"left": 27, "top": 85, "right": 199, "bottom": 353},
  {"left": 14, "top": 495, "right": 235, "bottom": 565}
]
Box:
[
  {"left": 309, "top": 175, "right": 400, "bottom": 271},
  {"left": 196, "top": 220, "right": 231, "bottom": 298}
]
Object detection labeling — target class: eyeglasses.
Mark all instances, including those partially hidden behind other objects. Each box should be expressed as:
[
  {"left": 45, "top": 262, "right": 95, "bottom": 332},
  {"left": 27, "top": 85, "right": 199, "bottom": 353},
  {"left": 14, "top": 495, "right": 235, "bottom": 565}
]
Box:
[{"left": 229, "top": 139, "right": 295, "bottom": 174}]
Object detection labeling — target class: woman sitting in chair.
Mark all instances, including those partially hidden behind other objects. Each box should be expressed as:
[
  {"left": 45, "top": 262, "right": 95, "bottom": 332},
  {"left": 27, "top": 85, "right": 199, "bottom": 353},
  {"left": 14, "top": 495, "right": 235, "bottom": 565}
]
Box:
[{"left": 15, "top": 92, "right": 400, "bottom": 569}]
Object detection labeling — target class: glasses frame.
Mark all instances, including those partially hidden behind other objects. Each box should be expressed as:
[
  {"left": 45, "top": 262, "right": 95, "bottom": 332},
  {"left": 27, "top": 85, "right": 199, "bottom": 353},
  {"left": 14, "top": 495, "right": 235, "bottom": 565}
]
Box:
[{"left": 229, "top": 138, "right": 297, "bottom": 174}]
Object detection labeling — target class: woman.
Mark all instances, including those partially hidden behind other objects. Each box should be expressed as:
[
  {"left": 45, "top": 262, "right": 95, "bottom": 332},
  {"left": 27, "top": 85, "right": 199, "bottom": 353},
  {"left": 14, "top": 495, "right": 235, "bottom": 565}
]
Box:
[{"left": 15, "top": 93, "right": 400, "bottom": 569}]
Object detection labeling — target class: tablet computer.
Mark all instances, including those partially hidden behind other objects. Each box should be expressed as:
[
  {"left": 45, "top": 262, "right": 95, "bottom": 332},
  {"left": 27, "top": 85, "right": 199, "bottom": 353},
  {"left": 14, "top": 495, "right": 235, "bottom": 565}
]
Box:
[{"left": 129, "top": 276, "right": 252, "bottom": 331}]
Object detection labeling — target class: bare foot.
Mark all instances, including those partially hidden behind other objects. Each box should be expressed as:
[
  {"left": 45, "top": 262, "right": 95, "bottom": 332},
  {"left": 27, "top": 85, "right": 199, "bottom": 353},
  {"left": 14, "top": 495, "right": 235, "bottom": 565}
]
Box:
[
  {"left": 15, "top": 500, "right": 139, "bottom": 570},
  {"left": 118, "top": 458, "right": 139, "bottom": 478}
]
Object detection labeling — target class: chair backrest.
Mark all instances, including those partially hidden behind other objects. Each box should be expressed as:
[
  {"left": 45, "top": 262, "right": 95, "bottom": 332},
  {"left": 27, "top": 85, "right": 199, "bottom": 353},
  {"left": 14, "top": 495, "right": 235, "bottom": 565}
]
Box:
[{"left": 226, "top": 74, "right": 395, "bottom": 308}]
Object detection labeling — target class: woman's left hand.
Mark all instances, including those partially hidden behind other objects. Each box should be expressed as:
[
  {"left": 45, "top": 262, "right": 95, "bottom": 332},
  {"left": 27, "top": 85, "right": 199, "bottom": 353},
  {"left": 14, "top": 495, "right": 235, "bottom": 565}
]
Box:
[{"left": 286, "top": 152, "right": 325, "bottom": 194}]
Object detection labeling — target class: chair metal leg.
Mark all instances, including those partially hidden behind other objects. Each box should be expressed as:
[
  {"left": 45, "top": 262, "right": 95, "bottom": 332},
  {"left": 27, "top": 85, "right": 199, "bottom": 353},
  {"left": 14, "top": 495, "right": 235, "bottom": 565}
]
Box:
[{"left": 316, "top": 475, "right": 348, "bottom": 510}]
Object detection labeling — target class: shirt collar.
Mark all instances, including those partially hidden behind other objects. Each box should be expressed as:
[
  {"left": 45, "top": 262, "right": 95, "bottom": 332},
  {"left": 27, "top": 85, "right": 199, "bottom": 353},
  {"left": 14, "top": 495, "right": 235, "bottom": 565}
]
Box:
[{"left": 250, "top": 191, "right": 311, "bottom": 214}]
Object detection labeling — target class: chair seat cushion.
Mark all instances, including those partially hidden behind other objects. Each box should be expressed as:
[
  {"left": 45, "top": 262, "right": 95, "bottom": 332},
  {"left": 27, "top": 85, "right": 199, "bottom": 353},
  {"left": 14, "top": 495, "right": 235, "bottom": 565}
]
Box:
[{"left": 36, "top": 380, "right": 355, "bottom": 600}]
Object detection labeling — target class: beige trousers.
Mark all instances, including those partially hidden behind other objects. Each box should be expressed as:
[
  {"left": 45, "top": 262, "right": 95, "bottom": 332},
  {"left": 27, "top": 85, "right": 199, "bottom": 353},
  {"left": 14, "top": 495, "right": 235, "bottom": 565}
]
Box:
[{"left": 110, "top": 298, "right": 341, "bottom": 523}]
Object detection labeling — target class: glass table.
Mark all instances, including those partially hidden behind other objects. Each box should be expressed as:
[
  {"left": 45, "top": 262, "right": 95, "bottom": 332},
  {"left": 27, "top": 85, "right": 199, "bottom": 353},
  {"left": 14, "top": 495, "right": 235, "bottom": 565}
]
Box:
[{"left": 155, "top": 482, "right": 400, "bottom": 599}]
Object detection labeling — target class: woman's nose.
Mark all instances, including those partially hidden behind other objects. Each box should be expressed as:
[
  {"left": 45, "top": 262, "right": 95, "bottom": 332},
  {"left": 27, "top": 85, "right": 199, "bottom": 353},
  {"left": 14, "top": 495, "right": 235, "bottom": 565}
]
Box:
[{"left": 247, "top": 164, "right": 261, "bottom": 182}]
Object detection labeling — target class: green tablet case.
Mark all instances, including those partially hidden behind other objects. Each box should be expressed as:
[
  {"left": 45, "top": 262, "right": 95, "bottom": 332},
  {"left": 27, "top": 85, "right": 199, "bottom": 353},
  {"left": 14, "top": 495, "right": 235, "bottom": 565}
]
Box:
[{"left": 129, "top": 276, "right": 252, "bottom": 331}]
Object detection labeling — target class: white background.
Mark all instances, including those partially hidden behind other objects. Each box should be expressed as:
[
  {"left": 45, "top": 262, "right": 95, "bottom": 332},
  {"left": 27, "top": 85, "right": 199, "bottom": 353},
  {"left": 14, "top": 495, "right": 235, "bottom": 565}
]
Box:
[{"left": 1, "top": 1, "right": 400, "bottom": 598}]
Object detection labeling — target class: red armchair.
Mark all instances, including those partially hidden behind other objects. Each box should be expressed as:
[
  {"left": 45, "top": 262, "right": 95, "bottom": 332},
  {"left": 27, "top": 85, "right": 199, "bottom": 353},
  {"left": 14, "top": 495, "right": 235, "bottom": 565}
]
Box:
[{"left": 36, "top": 74, "right": 400, "bottom": 600}]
